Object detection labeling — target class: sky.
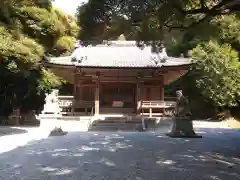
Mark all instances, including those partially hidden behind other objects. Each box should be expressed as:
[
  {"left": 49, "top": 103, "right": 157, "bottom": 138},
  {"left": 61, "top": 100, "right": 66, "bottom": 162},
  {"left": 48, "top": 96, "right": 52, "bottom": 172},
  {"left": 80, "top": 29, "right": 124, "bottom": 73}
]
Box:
[{"left": 52, "top": 0, "right": 88, "bottom": 15}]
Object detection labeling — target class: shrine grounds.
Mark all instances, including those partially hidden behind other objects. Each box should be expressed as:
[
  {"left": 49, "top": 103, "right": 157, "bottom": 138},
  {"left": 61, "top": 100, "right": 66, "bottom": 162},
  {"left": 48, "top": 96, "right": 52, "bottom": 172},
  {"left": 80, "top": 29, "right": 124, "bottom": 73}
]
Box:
[{"left": 0, "top": 120, "right": 239, "bottom": 180}]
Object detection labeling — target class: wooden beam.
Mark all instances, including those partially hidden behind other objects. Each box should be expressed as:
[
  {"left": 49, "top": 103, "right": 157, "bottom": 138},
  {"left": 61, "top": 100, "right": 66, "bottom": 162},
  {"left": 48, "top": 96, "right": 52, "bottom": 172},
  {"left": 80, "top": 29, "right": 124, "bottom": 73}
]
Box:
[
  {"left": 74, "top": 75, "right": 165, "bottom": 83},
  {"left": 94, "top": 75, "right": 100, "bottom": 115},
  {"left": 76, "top": 84, "right": 96, "bottom": 87},
  {"left": 97, "top": 76, "right": 162, "bottom": 82},
  {"left": 149, "top": 107, "right": 152, "bottom": 117},
  {"left": 161, "top": 75, "right": 164, "bottom": 100},
  {"left": 136, "top": 78, "right": 141, "bottom": 115},
  {"left": 161, "top": 75, "right": 165, "bottom": 115},
  {"left": 154, "top": 69, "right": 165, "bottom": 76},
  {"left": 140, "top": 85, "right": 161, "bottom": 88},
  {"left": 72, "top": 67, "right": 77, "bottom": 115},
  {"left": 76, "top": 71, "right": 85, "bottom": 76}
]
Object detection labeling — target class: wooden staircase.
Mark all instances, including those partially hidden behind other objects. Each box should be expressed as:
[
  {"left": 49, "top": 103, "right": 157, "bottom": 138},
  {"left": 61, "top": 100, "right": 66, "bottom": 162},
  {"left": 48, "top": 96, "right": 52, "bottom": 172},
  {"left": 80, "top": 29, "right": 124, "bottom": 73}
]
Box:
[{"left": 89, "top": 116, "right": 146, "bottom": 131}]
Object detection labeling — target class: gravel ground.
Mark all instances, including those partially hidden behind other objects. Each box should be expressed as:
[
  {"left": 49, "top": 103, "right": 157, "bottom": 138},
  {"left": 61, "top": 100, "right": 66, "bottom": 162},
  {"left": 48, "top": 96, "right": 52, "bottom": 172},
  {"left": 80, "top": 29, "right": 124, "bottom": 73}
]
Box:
[
  {"left": 0, "top": 128, "right": 49, "bottom": 154},
  {"left": 0, "top": 128, "right": 239, "bottom": 180},
  {"left": 0, "top": 127, "right": 27, "bottom": 137}
]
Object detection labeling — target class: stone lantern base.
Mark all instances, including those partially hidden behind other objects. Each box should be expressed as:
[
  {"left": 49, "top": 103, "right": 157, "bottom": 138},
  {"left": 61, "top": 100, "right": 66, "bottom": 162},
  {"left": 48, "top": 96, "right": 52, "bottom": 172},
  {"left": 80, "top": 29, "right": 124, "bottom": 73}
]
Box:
[{"left": 49, "top": 127, "right": 68, "bottom": 137}]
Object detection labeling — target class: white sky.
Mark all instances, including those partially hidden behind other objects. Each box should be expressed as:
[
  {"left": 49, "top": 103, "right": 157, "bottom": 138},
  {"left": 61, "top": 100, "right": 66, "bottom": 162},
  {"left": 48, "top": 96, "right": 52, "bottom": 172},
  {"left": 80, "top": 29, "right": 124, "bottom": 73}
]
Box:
[{"left": 53, "top": 0, "right": 88, "bottom": 15}]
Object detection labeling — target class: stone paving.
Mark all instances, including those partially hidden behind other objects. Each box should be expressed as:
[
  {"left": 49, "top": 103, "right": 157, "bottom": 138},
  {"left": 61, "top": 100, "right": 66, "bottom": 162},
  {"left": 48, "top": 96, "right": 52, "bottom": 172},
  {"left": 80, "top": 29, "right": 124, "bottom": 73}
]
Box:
[{"left": 0, "top": 128, "right": 239, "bottom": 180}]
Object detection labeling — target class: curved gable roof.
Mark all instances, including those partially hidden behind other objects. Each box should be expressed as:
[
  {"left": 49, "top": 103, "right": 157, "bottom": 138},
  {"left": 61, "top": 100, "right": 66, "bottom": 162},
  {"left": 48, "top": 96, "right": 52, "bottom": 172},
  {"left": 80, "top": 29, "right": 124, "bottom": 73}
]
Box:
[{"left": 48, "top": 41, "right": 192, "bottom": 68}]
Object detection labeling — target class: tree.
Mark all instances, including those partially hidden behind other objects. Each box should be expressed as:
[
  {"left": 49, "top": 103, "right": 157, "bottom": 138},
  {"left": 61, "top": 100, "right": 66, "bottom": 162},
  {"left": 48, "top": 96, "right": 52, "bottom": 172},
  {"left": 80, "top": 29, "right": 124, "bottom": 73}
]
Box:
[
  {"left": 77, "top": 0, "right": 240, "bottom": 42},
  {"left": 191, "top": 41, "right": 240, "bottom": 108},
  {"left": 0, "top": 25, "right": 61, "bottom": 119},
  {"left": 0, "top": 0, "right": 78, "bottom": 123},
  {"left": 165, "top": 14, "right": 240, "bottom": 119}
]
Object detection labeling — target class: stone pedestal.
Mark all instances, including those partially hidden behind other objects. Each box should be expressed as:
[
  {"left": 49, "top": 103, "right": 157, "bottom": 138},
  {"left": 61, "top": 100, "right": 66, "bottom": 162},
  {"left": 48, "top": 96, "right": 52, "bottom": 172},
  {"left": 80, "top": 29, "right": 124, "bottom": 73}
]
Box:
[
  {"left": 39, "top": 114, "right": 62, "bottom": 131},
  {"left": 21, "top": 111, "right": 40, "bottom": 126},
  {"left": 7, "top": 109, "right": 20, "bottom": 126},
  {"left": 166, "top": 116, "right": 202, "bottom": 138}
]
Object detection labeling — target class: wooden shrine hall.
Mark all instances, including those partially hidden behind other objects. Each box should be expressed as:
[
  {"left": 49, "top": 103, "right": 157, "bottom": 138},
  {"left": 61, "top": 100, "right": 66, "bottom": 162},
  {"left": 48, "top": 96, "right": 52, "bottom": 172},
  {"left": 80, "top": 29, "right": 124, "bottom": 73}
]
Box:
[{"left": 46, "top": 41, "right": 191, "bottom": 117}]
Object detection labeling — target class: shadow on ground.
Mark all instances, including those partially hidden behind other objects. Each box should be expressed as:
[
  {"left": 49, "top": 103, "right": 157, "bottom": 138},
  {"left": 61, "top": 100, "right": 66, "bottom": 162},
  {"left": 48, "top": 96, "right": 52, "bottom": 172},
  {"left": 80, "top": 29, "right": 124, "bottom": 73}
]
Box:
[
  {"left": 0, "top": 127, "right": 27, "bottom": 137},
  {"left": 0, "top": 128, "right": 239, "bottom": 180}
]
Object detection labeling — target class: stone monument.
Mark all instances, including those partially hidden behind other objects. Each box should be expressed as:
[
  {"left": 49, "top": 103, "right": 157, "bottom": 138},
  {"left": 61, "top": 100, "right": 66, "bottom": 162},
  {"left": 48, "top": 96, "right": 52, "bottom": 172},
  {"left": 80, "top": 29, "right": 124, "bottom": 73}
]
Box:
[
  {"left": 39, "top": 89, "right": 63, "bottom": 130},
  {"left": 42, "top": 89, "right": 61, "bottom": 115},
  {"left": 166, "top": 90, "right": 202, "bottom": 138}
]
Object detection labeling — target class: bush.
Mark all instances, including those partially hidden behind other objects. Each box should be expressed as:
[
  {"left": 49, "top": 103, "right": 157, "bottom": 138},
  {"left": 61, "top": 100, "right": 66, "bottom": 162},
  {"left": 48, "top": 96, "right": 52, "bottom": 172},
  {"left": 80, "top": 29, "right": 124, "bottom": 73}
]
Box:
[{"left": 191, "top": 40, "right": 240, "bottom": 107}]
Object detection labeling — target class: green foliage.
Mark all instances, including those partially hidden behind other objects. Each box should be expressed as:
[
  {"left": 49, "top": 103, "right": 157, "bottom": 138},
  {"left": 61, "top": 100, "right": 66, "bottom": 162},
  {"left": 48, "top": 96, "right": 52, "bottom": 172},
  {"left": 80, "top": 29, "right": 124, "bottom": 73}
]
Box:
[
  {"left": 0, "top": 26, "right": 43, "bottom": 68},
  {"left": 17, "top": 6, "right": 65, "bottom": 50},
  {"left": 0, "top": 0, "right": 79, "bottom": 119},
  {"left": 214, "top": 15, "right": 240, "bottom": 43},
  {"left": 38, "top": 69, "right": 62, "bottom": 92},
  {"left": 77, "top": 0, "right": 240, "bottom": 42},
  {"left": 19, "top": 6, "right": 65, "bottom": 34},
  {"left": 167, "top": 14, "right": 240, "bottom": 56},
  {"left": 53, "top": 8, "right": 79, "bottom": 37},
  {"left": 164, "top": 14, "right": 240, "bottom": 113},
  {"left": 191, "top": 41, "right": 240, "bottom": 107},
  {"left": 1, "top": 1, "right": 78, "bottom": 52},
  {"left": 53, "top": 36, "right": 76, "bottom": 56},
  {"left": 0, "top": 25, "right": 61, "bottom": 117}
]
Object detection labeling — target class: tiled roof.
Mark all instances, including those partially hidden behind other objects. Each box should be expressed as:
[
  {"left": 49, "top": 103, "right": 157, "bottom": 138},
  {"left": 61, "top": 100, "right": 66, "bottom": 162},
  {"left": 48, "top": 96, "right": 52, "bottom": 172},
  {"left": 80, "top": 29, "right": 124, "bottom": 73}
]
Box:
[{"left": 48, "top": 41, "right": 192, "bottom": 68}]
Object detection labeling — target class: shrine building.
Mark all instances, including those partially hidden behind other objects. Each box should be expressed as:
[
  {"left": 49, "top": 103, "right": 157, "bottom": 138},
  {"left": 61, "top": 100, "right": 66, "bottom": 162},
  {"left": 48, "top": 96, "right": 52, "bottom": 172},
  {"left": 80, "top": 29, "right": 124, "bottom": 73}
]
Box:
[{"left": 45, "top": 41, "right": 191, "bottom": 117}]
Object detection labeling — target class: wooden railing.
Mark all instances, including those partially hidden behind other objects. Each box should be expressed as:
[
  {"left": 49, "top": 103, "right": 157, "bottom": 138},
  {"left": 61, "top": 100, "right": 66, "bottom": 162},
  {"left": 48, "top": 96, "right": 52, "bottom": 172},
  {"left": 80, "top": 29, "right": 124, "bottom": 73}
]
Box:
[
  {"left": 58, "top": 96, "right": 94, "bottom": 116},
  {"left": 57, "top": 95, "right": 176, "bottom": 117},
  {"left": 74, "top": 100, "right": 94, "bottom": 108},
  {"left": 58, "top": 96, "right": 74, "bottom": 108},
  {"left": 141, "top": 101, "right": 176, "bottom": 108},
  {"left": 58, "top": 96, "right": 95, "bottom": 108},
  {"left": 140, "top": 98, "right": 176, "bottom": 117}
]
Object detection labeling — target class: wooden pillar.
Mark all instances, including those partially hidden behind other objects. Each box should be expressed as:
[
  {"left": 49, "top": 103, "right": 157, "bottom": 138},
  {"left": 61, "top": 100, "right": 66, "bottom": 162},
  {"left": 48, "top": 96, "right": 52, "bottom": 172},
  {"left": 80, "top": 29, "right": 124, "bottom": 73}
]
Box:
[
  {"left": 149, "top": 107, "right": 152, "bottom": 117},
  {"left": 161, "top": 75, "right": 164, "bottom": 100},
  {"left": 161, "top": 75, "right": 165, "bottom": 116},
  {"left": 136, "top": 79, "right": 141, "bottom": 115},
  {"left": 71, "top": 68, "right": 77, "bottom": 115},
  {"left": 95, "top": 76, "right": 100, "bottom": 116}
]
